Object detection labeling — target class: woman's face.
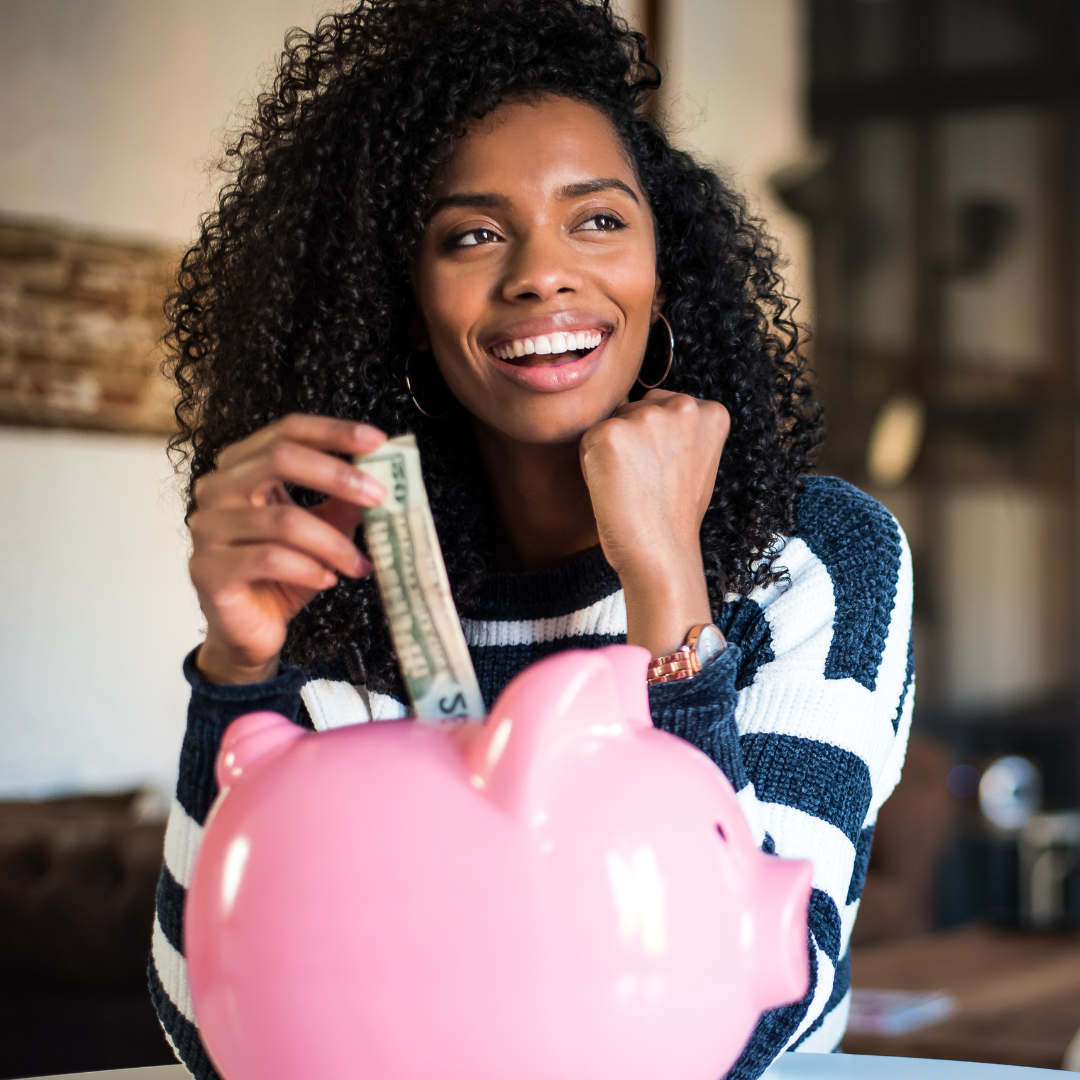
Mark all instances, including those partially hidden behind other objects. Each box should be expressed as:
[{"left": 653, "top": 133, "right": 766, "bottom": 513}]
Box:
[{"left": 412, "top": 94, "right": 661, "bottom": 445}]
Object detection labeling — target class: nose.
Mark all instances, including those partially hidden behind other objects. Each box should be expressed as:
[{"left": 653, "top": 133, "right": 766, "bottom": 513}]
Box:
[{"left": 500, "top": 228, "right": 582, "bottom": 303}]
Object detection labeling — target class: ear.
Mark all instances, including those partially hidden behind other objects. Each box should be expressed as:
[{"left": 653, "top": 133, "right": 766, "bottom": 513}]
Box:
[
  {"left": 215, "top": 711, "right": 306, "bottom": 791},
  {"left": 464, "top": 650, "right": 630, "bottom": 819},
  {"left": 650, "top": 277, "right": 666, "bottom": 322}
]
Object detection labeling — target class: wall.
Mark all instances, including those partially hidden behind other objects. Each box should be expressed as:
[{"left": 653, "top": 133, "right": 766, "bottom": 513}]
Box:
[
  {"left": 0, "top": 0, "right": 330, "bottom": 797},
  {"left": 0, "top": 429, "right": 200, "bottom": 797},
  {"left": 0, "top": 0, "right": 810, "bottom": 797},
  {"left": 662, "top": 0, "right": 813, "bottom": 314},
  {"left": 0, "top": 0, "right": 335, "bottom": 245}
]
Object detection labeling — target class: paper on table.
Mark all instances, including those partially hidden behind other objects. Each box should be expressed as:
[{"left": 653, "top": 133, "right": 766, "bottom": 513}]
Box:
[{"left": 847, "top": 988, "right": 956, "bottom": 1035}]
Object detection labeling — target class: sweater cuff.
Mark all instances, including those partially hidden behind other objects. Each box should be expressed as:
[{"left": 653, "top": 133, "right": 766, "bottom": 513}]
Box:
[
  {"left": 176, "top": 647, "right": 310, "bottom": 824},
  {"left": 183, "top": 646, "right": 309, "bottom": 705},
  {"left": 648, "top": 644, "right": 748, "bottom": 791}
]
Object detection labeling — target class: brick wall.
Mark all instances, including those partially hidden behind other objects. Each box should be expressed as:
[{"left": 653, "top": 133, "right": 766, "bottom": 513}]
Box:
[{"left": 0, "top": 217, "right": 178, "bottom": 435}]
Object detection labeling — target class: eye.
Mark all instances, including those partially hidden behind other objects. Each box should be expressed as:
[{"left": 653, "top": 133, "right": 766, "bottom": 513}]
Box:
[
  {"left": 715, "top": 823, "right": 727, "bottom": 841},
  {"left": 451, "top": 227, "right": 501, "bottom": 248},
  {"left": 574, "top": 213, "right": 626, "bottom": 233}
]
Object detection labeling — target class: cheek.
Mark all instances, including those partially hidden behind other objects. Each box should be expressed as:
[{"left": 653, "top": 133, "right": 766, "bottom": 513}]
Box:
[
  {"left": 599, "top": 239, "right": 659, "bottom": 323},
  {"left": 605, "top": 260, "right": 660, "bottom": 360},
  {"left": 421, "top": 266, "right": 494, "bottom": 369}
]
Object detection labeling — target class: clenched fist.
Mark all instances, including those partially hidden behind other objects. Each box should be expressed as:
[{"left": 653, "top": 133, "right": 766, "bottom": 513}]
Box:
[{"left": 580, "top": 390, "right": 730, "bottom": 658}]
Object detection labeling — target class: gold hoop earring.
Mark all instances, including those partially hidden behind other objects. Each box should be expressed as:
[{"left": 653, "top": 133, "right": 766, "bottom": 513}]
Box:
[
  {"left": 405, "top": 353, "right": 453, "bottom": 419},
  {"left": 637, "top": 312, "right": 674, "bottom": 390}
]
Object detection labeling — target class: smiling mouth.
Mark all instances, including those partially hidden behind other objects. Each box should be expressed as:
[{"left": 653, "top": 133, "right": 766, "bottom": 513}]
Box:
[{"left": 489, "top": 330, "right": 605, "bottom": 365}]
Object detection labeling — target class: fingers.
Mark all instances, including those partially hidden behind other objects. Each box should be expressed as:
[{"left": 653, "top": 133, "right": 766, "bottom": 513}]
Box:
[
  {"left": 311, "top": 495, "right": 368, "bottom": 540},
  {"left": 196, "top": 439, "right": 386, "bottom": 511},
  {"left": 191, "top": 543, "right": 340, "bottom": 598},
  {"left": 613, "top": 391, "right": 730, "bottom": 440},
  {"left": 216, "top": 414, "right": 386, "bottom": 472},
  {"left": 190, "top": 504, "right": 370, "bottom": 578}
]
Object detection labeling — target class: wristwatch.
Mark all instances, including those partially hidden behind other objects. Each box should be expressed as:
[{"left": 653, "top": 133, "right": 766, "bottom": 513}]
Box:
[{"left": 647, "top": 623, "right": 727, "bottom": 685}]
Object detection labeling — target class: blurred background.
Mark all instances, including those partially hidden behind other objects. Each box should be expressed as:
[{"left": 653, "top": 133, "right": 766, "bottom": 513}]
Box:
[{"left": 1, "top": 0, "right": 1079, "bottom": 1076}]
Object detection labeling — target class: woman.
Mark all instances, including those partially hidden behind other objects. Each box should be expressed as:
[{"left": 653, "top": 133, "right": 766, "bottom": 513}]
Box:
[{"left": 150, "top": 2, "right": 913, "bottom": 1077}]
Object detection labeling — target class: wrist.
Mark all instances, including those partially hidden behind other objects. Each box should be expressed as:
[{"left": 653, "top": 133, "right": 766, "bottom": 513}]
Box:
[
  {"left": 196, "top": 638, "right": 281, "bottom": 686},
  {"left": 619, "top": 550, "right": 712, "bottom": 660}
]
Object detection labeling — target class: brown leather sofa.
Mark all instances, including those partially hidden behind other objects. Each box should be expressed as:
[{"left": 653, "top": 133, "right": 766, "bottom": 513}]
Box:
[{"left": 0, "top": 792, "right": 176, "bottom": 1079}]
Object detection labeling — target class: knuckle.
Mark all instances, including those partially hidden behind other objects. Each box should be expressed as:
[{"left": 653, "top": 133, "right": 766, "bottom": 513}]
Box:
[
  {"left": 594, "top": 423, "right": 620, "bottom": 451},
  {"left": 706, "top": 400, "right": 731, "bottom": 431},
  {"left": 279, "top": 413, "right": 305, "bottom": 437},
  {"left": 269, "top": 439, "right": 294, "bottom": 473},
  {"left": 637, "top": 405, "right": 663, "bottom": 430},
  {"left": 276, "top": 504, "right": 306, "bottom": 537},
  {"left": 256, "top": 545, "right": 284, "bottom": 575}
]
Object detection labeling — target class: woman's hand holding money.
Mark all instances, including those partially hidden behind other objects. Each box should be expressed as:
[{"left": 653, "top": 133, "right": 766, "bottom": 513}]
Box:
[
  {"left": 189, "top": 414, "right": 387, "bottom": 685},
  {"left": 579, "top": 390, "right": 730, "bottom": 662}
]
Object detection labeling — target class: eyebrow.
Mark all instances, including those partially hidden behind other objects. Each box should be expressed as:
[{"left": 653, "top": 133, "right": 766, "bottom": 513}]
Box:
[
  {"left": 427, "top": 177, "right": 640, "bottom": 219},
  {"left": 427, "top": 192, "right": 511, "bottom": 217},
  {"left": 556, "top": 178, "right": 640, "bottom": 203}
]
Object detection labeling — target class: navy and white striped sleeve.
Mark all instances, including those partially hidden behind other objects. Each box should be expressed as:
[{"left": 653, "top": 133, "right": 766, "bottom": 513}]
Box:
[
  {"left": 148, "top": 650, "right": 311, "bottom": 1080},
  {"left": 650, "top": 476, "right": 914, "bottom": 1078}
]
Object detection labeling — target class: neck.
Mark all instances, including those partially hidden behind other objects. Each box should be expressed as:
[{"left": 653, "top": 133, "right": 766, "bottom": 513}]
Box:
[{"left": 471, "top": 418, "right": 599, "bottom": 572}]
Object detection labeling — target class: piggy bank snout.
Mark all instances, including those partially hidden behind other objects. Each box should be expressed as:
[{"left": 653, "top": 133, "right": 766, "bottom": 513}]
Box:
[{"left": 750, "top": 853, "right": 813, "bottom": 1012}]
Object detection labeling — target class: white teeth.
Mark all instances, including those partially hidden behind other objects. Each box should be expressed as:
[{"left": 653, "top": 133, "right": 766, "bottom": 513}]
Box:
[{"left": 492, "top": 330, "right": 605, "bottom": 360}]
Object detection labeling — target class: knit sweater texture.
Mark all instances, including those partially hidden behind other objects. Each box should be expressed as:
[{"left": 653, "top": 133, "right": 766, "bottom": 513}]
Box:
[{"left": 149, "top": 475, "right": 914, "bottom": 1079}]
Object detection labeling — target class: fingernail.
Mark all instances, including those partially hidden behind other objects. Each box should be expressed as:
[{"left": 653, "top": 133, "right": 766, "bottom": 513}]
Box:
[
  {"left": 354, "top": 424, "right": 385, "bottom": 446},
  {"left": 349, "top": 471, "right": 385, "bottom": 502}
]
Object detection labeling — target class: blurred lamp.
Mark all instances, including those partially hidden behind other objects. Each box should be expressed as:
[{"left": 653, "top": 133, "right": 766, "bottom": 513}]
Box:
[
  {"left": 979, "top": 755, "right": 1042, "bottom": 831},
  {"left": 866, "top": 394, "right": 926, "bottom": 487}
]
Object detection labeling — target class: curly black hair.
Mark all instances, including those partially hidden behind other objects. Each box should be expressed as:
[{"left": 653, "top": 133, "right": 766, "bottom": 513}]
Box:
[{"left": 167, "top": 0, "right": 823, "bottom": 694}]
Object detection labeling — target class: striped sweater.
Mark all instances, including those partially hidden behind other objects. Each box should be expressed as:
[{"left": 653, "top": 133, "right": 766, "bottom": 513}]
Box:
[{"left": 149, "top": 475, "right": 914, "bottom": 1079}]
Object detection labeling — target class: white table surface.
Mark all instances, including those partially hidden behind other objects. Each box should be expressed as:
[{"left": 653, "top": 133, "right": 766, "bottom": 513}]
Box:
[
  {"left": 18, "top": 1053, "right": 1067, "bottom": 1080},
  {"left": 766, "top": 1052, "right": 1063, "bottom": 1078}
]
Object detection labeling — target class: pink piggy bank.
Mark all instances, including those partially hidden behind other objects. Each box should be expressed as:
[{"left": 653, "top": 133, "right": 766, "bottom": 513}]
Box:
[{"left": 186, "top": 645, "right": 811, "bottom": 1080}]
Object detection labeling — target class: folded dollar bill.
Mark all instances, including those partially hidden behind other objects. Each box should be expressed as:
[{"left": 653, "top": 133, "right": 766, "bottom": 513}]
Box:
[{"left": 354, "top": 434, "right": 486, "bottom": 721}]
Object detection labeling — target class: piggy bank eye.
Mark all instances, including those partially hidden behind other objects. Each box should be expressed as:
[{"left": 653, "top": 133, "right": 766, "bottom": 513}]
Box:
[{"left": 715, "top": 823, "right": 727, "bottom": 841}]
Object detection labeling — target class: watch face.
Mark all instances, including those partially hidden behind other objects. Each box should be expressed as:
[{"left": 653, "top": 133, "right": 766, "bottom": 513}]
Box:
[{"left": 695, "top": 624, "right": 726, "bottom": 669}]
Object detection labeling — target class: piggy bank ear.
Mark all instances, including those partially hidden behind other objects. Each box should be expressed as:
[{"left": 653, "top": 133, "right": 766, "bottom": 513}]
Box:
[
  {"left": 215, "top": 711, "right": 306, "bottom": 791},
  {"left": 596, "top": 644, "right": 652, "bottom": 730},
  {"left": 465, "top": 650, "right": 626, "bottom": 818}
]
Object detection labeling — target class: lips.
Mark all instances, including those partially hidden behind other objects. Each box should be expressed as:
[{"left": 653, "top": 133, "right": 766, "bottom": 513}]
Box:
[
  {"left": 480, "top": 312, "right": 613, "bottom": 391},
  {"left": 487, "top": 332, "right": 610, "bottom": 392}
]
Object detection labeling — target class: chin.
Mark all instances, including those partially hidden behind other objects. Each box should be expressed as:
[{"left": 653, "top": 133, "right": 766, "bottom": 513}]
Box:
[{"left": 477, "top": 397, "right": 619, "bottom": 446}]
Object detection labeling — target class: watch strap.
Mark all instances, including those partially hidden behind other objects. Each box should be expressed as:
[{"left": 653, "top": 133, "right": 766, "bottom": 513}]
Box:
[{"left": 647, "top": 623, "right": 726, "bottom": 685}]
